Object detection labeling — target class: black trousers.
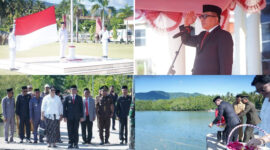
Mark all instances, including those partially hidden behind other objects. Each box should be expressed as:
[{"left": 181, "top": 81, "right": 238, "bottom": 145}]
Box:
[
  {"left": 81, "top": 116, "right": 93, "bottom": 143},
  {"left": 98, "top": 117, "right": 110, "bottom": 142},
  {"left": 112, "top": 111, "right": 116, "bottom": 129},
  {"left": 224, "top": 124, "right": 239, "bottom": 144},
  {"left": 19, "top": 117, "right": 30, "bottom": 140},
  {"left": 119, "top": 117, "right": 128, "bottom": 142},
  {"left": 67, "top": 118, "right": 80, "bottom": 145}
]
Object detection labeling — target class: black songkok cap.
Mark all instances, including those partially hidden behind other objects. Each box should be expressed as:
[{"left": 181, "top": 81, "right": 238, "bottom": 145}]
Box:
[{"left": 203, "top": 4, "right": 222, "bottom": 16}]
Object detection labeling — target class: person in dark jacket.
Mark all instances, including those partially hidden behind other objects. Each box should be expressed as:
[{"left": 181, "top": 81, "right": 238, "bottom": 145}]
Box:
[
  {"left": 116, "top": 85, "right": 132, "bottom": 144},
  {"left": 109, "top": 85, "right": 118, "bottom": 130},
  {"left": 63, "top": 85, "right": 84, "bottom": 149},
  {"left": 16, "top": 86, "right": 32, "bottom": 143},
  {"left": 238, "top": 96, "right": 261, "bottom": 142},
  {"left": 180, "top": 4, "right": 233, "bottom": 75},
  {"left": 209, "top": 96, "right": 240, "bottom": 144},
  {"left": 29, "top": 89, "right": 45, "bottom": 143}
]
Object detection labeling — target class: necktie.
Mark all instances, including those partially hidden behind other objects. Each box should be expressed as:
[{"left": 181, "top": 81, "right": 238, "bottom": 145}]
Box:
[
  {"left": 200, "top": 31, "right": 209, "bottom": 49},
  {"left": 72, "top": 95, "right": 75, "bottom": 104},
  {"left": 85, "top": 99, "right": 89, "bottom": 116}
]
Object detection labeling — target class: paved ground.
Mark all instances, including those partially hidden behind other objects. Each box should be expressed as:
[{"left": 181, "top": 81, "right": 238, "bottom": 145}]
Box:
[{"left": 0, "top": 120, "right": 129, "bottom": 150}]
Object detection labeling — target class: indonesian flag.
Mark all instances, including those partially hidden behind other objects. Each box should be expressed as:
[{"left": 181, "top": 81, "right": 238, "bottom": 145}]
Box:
[
  {"left": 15, "top": 6, "right": 58, "bottom": 51},
  {"left": 96, "top": 17, "right": 102, "bottom": 34}
]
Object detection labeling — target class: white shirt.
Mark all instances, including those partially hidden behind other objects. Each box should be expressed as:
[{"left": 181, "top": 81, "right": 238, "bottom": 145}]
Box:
[
  {"left": 8, "top": 32, "right": 16, "bottom": 49},
  {"left": 101, "top": 30, "right": 109, "bottom": 43},
  {"left": 259, "top": 97, "right": 270, "bottom": 147},
  {"left": 59, "top": 28, "right": 68, "bottom": 43},
  {"left": 208, "top": 25, "right": 219, "bottom": 33},
  {"left": 41, "top": 94, "right": 63, "bottom": 120}
]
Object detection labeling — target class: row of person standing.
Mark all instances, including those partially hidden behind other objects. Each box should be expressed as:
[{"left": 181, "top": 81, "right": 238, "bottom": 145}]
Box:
[{"left": 2, "top": 84, "right": 132, "bottom": 149}]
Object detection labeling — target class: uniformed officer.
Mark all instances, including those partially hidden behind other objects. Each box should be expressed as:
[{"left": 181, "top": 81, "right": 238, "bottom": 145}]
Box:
[
  {"left": 109, "top": 85, "right": 118, "bottom": 130},
  {"left": 59, "top": 22, "right": 68, "bottom": 59},
  {"left": 96, "top": 85, "right": 114, "bottom": 145},
  {"left": 29, "top": 88, "right": 45, "bottom": 143},
  {"left": 16, "top": 86, "right": 32, "bottom": 143},
  {"left": 233, "top": 94, "right": 245, "bottom": 142},
  {"left": 63, "top": 85, "right": 84, "bottom": 149},
  {"left": 116, "top": 85, "right": 132, "bottom": 144},
  {"left": 101, "top": 26, "right": 109, "bottom": 59},
  {"left": 8, "top": 25, "right": 16, "bottom": 71},
  {"left": 2, "top": 88, "right": 16, "bottom": 143}
]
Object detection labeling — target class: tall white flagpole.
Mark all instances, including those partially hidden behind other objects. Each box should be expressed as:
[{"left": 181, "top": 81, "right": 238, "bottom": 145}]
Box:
[
  {"left": 70, "top": 0, "right": 73, "bottom": 45},
  {"left": 69, "top": 0, "right": 76, "bottom": 59}
]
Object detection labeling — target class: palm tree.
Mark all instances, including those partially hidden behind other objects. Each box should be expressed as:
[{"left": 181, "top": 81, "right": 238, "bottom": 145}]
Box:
[
  {"left": 89, "top": 0, "right": 116, "bottom": 29},
  {"left": 117, "top": 4, "right": 133, "bottom": 43}
]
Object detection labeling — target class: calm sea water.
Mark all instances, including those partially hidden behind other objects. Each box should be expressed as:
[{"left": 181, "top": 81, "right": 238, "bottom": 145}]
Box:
[{"left": 136, "top": 111, "right": 219, "bottom": 150}]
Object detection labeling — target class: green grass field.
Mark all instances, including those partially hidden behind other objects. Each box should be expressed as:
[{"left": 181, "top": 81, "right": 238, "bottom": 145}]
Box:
[{"left": 0, "top": 42, "right": 133, "bottom": 59}]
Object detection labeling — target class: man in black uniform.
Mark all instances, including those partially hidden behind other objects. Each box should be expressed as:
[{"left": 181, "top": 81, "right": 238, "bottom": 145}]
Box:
[
  {"left": 63, "top": 85, "right": 84, "bottom": 149},
  {"left": 116, "top": 85, "right": 132, "bottom": 144},
  {"left": 209, "top": 96, "right": 240, "bottom": 144},
  {"left": 16, "top": 86, "right": 32, "bottom": 143},
  {"left": 96, "top": 85, "right": 114, "bottom": 145},
  {"left": 109, "top": 85, "right": 118, "bottom": 130}
]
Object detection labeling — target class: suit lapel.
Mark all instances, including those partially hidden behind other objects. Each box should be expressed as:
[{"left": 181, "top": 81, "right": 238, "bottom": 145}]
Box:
[{"left": 199, "top": 26, "right": 221, "bottom": 52}]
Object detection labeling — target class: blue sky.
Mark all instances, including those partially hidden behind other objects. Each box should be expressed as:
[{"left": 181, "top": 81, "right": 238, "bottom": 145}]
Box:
[
  {"left": 41, "top": 0, "right": 134, "bottom": 9},
  {"left": 134, "top": 76, "right": 256, "bottom": 95}
]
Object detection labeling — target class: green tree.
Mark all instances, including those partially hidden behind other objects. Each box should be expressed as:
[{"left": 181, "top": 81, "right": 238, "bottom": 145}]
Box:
[
  {"left": 112, "top": 25, "right": 117, "bottom": 40},
  {"left": 89, "top": 0, "right": 116, "bottom": 29},
  {"left": 117, "top": 4, "right": 133, "bottom": 43},
  {"left": 89, "top": 25, "right": 96, "bottom": 42}
]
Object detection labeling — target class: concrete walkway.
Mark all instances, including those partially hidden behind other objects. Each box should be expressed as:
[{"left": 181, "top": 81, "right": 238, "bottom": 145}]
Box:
[
  {"left": 0, "top": 120, "right": 129, "bottom": 150},
  {"left": 0, "top": 56, "right": 133, "bottom": 75}
]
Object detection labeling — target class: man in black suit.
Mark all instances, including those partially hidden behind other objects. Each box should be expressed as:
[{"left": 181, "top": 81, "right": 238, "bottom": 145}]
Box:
[
  {"left": 180, "top": 5, "right": 233, "bottom": 75},
  {"left": 16, "top": 86, "right": 32, "bottom": 143},
  {"left": 63, "top": 85, "right": 84, "bottom": 149},
  {"left": 209, "top": 96, "right": 240, "bottom": 144},
  {"left": 109, "top": 85, "right": 118, "bottom": 130}
]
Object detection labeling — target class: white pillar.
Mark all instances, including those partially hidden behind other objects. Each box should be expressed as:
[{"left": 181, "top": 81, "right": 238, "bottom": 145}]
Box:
[
  {"left": 246, "top": 12, "right": 262, "bottom": 74},
  {"left": 232, "top": 5, "right": 246, "bottom": 74}
]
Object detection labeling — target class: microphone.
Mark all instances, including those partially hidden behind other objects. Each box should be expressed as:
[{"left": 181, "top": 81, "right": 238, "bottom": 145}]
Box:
[
  {"left": 173, "top": 26, "right": 195, "bottom": 38},
  {"left": 173, "top": 32, "right": 184, "bottom": 38}
]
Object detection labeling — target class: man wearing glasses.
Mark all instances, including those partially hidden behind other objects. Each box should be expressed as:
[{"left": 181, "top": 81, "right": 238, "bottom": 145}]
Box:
[
  {"left": 180, "top": 5, "right": 233, "bottom": 75},
  {"left": 16, "top": 86, "right": 32, "bottom": 143},
  {"left": 248, "top": 75, "right": 270, "bottom": 148}
]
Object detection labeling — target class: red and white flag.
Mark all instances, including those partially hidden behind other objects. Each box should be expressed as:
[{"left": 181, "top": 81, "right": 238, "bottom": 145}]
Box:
[
  {"left": 96, "top": 17, "right": 102, "bottom": 34},
  {"left": 15, "top": 6, "right": 58, "bottom": 51}
]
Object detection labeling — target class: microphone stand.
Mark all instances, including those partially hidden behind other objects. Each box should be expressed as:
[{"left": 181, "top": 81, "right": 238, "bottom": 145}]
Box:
[{"left": 167, "top": 42, "right": 183, "bottom": 75}]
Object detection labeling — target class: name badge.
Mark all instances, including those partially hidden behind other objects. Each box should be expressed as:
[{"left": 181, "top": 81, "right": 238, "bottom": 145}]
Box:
[
  {"left": 7, "top": 102, "right": 10, "bottom": 105},
  {"left": 35, "top": 104, "right": 38, "bottom": 107},
  {"left": 69, "top": 100, "right": 71, "bottom": 103}
]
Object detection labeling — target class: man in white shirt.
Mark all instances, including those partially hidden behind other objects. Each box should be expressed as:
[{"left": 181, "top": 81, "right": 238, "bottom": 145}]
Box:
[
  {"left": 59, "top": 22, "right": 68, "bottom": 59},
  {"left": 101, "top": 25, "right": 109, "bottom": 59},
  {"left": 8, "top": 26, "right": 16, "bottom": 71}
]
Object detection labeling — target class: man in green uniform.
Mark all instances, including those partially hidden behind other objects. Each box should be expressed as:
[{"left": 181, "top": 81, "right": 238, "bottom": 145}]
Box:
[{"left": 238, "top": 96, "right": 261, "bottom": 142}]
